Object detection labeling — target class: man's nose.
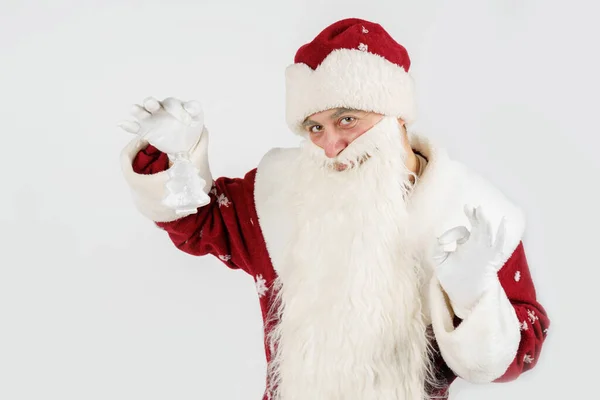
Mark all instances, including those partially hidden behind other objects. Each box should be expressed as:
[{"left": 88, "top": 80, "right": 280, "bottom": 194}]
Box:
[{"left": 323, "top": 131, "right": 348, "bottom": 158}]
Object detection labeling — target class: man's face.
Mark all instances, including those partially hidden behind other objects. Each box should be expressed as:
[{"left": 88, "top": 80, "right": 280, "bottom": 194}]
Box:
[{"left": 302, "top": 108, "right": 384, "bottom": 158}]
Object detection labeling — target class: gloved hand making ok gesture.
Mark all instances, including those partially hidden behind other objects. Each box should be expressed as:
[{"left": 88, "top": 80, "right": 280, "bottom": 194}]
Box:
[{"left": 432, "top": 204, "right": 508, "bottom": 319}]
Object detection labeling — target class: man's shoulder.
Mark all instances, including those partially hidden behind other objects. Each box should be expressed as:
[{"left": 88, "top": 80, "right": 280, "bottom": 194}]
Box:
[
  {"left": 259, "top": 146, "right": 300, "bottom": 165},
  {"left": 412, "top": 134, "right": 522, "bottom": 214},
  {"left": 255, "top": 146, "right": 300, "bottom": 180},
  {"left": 411, "top": 134, "right": 526, "bottom": 259},
  {"left": 250, "top": 146, "right": 300, "bottom": 206}
]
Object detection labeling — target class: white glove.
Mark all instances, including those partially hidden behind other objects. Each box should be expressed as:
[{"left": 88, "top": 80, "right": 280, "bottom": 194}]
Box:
[
  {"left": 118, "top": 96, "right": 204, "bottom": 154},
  {"left": 432, "top": 204, "right": 507, "bottom": 318},
  {"left": 118, "top": 96, "right": 210, "bottom": 214}
]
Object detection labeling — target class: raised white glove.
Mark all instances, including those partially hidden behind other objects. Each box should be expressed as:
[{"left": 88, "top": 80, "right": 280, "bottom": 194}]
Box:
[
  {"left": 118, "top": 97, "right": 210, "bottom": 214},
  {"left": 432, "top": 204, "right": 507, "bottom": 318},
  {"left": 118, "top": 96, "right": 204, "bottom": 154}
]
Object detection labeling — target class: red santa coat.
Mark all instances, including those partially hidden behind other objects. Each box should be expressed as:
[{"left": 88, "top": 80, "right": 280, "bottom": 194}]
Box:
[{"left": 121, "top": 130, "right": 550, "bottom": 399}]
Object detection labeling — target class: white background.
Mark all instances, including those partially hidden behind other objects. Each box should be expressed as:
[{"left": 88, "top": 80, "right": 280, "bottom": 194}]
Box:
[{"left": 1, "top": 0, "right": 598, "bottom": 398}]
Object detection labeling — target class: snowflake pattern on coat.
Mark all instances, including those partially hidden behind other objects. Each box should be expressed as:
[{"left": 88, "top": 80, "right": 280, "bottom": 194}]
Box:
[
  {"left": 217, "top": 193, "right": 231, "bottom": 208},
  {"left": 527, "top": 309, "right": 539, "bottom": 324},
  {"left": 520, "top": 320, "right": 528, "bottom": 331},
  {"left": 255, "top": 274, "right": 268, "bottom": 298}
]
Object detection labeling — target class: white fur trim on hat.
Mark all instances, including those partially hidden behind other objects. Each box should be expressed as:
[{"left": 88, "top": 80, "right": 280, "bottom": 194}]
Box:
[{"left": 285, "top": 48, "right": 417, "bottom": 136}]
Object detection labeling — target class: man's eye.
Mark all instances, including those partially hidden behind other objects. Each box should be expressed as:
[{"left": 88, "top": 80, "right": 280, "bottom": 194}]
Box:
[
  {"left": 340, "top": 117, "right": 356, "bottom": 125},
  {"left": 310, "top": 125, "right": 323, "bottom": 133}
]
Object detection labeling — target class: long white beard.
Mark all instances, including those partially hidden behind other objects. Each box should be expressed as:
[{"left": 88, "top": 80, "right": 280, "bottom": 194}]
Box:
[{"left": 266, "top": 116, "right": 438, "bottom": 400}]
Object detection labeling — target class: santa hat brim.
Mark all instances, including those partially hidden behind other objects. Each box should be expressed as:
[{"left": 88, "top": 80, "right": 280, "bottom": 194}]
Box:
[{"left": 285, "top": 48, "right": 417, "bottom": 137}]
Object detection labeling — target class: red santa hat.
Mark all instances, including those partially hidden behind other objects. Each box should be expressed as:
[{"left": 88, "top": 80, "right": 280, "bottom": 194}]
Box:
[{"left": 285, "top": 18, "right": 416, "bottom": 136}]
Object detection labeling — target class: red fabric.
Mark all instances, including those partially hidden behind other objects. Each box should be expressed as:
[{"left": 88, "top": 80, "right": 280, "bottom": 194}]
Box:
[
  {"left": 131, "top": 144, "right": 548, "bottom": 398},
  {"left": 132, "top": 143, "right": 169, "bottom": 174},
  {"left": 494, "top": 241, "right": 550, "bottom": 381},
  {"left": 294, "top": 18, "right": 411, "bottom": 71}
]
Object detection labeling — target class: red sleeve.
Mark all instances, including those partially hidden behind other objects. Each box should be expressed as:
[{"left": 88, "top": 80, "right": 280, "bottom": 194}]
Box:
[
  {"left": 493, "top": 241, "right": 550, "bottom": 382},
  {"left": 132, "top": 144, "right": 261, "bottom": 276}
]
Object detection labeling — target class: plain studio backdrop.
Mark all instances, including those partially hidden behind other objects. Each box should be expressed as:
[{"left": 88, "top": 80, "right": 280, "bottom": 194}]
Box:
[{"left": 1, "top": 0, "right": 598, "bottom": 398}]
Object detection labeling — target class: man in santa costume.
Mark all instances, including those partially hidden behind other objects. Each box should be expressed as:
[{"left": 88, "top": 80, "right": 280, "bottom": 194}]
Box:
[{"left": 118, "top": 18, "right": 549, "bottom": 400}]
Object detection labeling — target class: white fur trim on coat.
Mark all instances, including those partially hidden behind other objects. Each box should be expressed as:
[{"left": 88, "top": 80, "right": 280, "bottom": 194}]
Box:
[
  {"left": 254, "top": 147, "right": 298, "bottom": 270},
  {"left": 428, "top": 275, "right": 521, "bottom": 383},
  {"left": 285, "top": 49, "right": 417, "bottom": 136},
  {"left": 120, "top": 126, "right": 213, "bottom": 222}
]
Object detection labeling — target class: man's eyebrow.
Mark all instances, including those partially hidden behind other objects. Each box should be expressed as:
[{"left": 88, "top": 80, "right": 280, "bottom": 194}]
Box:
[
  {"left": 302, "top": 119, "right": 320, "bottom": 127},
  {"left": 301, "top": 108, "right": 363, "bottom": 127},
  {"left": 330, "top": 108, "right": 361, "bottom": 119}
]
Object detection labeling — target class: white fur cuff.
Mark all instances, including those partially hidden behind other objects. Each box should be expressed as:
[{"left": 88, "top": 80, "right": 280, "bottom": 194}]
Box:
[
  {"left": 120, "top": 127, "right": 213, "bottom": 222},
  {"left": 429, "top": 275, "right": 521, "bottom": 383}
]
